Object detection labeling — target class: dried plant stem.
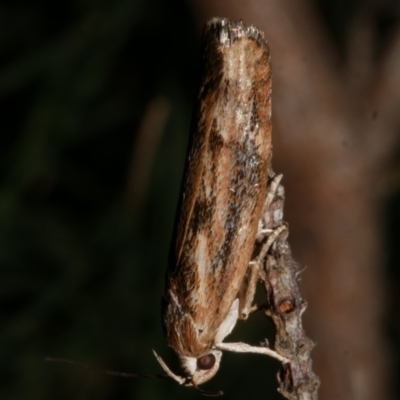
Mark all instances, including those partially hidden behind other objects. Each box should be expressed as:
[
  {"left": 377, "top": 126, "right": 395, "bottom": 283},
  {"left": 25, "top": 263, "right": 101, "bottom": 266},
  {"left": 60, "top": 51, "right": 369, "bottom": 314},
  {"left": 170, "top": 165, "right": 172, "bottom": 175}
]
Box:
[{"left": 260, "top": 172, "right": 320, "bottom": 399}]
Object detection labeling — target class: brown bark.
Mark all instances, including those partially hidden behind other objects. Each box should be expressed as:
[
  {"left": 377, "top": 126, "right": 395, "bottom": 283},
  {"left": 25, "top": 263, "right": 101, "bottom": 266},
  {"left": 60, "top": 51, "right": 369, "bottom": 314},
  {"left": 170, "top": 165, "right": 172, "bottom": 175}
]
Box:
[
  {"left": 191, "top": 1, "right": 400, "bottom": 399},
  {"left": 260, "top": 172, "right": 320, "bottom": 399}
]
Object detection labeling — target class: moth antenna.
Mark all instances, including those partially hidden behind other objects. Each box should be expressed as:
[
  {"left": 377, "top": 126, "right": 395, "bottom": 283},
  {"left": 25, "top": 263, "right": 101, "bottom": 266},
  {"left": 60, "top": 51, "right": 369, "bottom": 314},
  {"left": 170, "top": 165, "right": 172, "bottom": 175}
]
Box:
[
  {"left": 45, "top": 357, "right": 168, "bottom": 380},
  {"left": 192, "top": 381, "right": 224, "bottom": 397},
  {"left": 152, "top": 350, "right": 186, "bottom": 384}
]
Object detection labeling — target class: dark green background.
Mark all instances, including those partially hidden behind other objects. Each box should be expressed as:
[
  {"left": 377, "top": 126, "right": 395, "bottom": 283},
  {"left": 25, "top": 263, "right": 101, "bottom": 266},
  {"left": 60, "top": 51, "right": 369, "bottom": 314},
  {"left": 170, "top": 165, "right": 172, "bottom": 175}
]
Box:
[{"left": 1, "top": 1, "right": 398, "bottom": 399}]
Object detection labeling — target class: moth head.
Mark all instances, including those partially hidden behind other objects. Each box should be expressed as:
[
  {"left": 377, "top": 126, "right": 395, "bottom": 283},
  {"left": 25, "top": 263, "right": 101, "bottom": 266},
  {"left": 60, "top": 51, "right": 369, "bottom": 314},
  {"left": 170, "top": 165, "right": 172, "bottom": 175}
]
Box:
[
  {"left": 180, "top": 350, "right": 223, "bottom": 385},
  {"left": 153, "top": 349, "right": 222, "bottom": 386}
]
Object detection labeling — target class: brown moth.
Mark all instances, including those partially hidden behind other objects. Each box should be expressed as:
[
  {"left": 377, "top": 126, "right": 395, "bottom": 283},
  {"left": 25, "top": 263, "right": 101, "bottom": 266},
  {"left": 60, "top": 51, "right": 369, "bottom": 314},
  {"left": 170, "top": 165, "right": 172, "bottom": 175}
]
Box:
[{"left": 154, "top": 18, "right": 288, "bottom": 389}]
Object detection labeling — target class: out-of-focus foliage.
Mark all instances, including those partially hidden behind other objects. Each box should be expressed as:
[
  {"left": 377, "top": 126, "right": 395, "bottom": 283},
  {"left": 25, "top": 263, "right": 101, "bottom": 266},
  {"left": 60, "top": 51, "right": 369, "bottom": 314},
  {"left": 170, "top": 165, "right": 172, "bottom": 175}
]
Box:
[
  {"left": 1, "top": 1, "right": 399, "bottom": 399},
  {"left": 0, "top": 1, "right": 201, "bottom": 399}
]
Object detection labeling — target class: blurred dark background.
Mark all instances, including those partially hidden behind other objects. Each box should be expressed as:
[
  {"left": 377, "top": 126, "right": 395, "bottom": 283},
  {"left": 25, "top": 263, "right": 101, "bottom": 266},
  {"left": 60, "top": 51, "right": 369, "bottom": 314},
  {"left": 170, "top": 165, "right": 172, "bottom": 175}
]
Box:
[{"left": 1, "top": 1, "right": 399, "bottom": 399}]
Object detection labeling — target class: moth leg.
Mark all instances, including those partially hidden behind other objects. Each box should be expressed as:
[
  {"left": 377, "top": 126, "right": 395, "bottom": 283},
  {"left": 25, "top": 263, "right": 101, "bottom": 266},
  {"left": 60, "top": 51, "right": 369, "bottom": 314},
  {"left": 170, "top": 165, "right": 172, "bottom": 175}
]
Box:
[
  {"left": 216, "top": 341, "right": 289, "bottom": 364},
  {"left": 152, "top": 350, "right": 186, "bottom": 385},
  {"left": 255, "top": 224, "right": 286, "bottom": 267},
  {"left": 238, "top": 261, "right": 260, "bottom": 320},
  {"left": 239, "top": 224, "right": 287, "bottom": 320},
  {"left": 256, "top": 173, "right": 283, "bottom": 242},
  {"left": 263, "top": 174, "right": 283, "bottom": 213},
  {"left": 239, "top": 175, "right": 285, "bottom": 320}
]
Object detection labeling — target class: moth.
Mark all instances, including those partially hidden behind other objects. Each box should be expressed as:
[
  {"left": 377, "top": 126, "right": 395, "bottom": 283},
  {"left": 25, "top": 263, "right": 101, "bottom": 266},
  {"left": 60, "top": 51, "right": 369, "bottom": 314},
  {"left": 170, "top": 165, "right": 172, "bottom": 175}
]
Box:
[{"left": 154, "top": 18, "right": 288, "bottom": 390}]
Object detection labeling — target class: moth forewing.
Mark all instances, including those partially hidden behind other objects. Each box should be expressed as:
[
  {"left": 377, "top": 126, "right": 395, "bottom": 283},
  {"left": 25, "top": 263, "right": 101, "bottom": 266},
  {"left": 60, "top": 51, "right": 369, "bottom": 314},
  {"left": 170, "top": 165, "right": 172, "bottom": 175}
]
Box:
[{"left": 157, "top": 18, "right": 284, "bottom": 387}]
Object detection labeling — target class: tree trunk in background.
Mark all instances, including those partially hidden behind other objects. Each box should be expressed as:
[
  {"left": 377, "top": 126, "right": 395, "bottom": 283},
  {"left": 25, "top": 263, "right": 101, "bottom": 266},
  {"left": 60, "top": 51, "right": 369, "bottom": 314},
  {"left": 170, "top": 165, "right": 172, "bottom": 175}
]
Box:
[{"left": 191, "top": 1, "right": 400, "bottom": 399}]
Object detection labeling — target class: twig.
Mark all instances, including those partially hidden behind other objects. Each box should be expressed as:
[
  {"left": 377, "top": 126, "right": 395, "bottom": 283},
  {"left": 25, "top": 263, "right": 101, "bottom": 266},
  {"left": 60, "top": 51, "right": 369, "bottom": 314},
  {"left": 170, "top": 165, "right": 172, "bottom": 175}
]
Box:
[{"left": 259, "top": 171, "right": 320, "bottom": 399}]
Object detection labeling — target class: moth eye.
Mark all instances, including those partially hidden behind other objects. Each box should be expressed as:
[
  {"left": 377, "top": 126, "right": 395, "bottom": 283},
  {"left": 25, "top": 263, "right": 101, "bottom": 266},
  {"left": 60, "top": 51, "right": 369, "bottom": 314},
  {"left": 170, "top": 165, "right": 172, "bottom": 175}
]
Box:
[{"left": 197, "top": 354, "right": 216, "bottom": 370}]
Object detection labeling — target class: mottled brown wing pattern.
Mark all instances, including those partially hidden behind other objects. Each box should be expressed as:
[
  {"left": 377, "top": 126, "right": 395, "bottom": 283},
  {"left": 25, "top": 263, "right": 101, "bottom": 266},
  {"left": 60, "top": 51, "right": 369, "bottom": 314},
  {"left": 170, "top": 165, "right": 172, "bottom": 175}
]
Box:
[{"left": 163, "top": 19, "right": 272, "bottom": 359}]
